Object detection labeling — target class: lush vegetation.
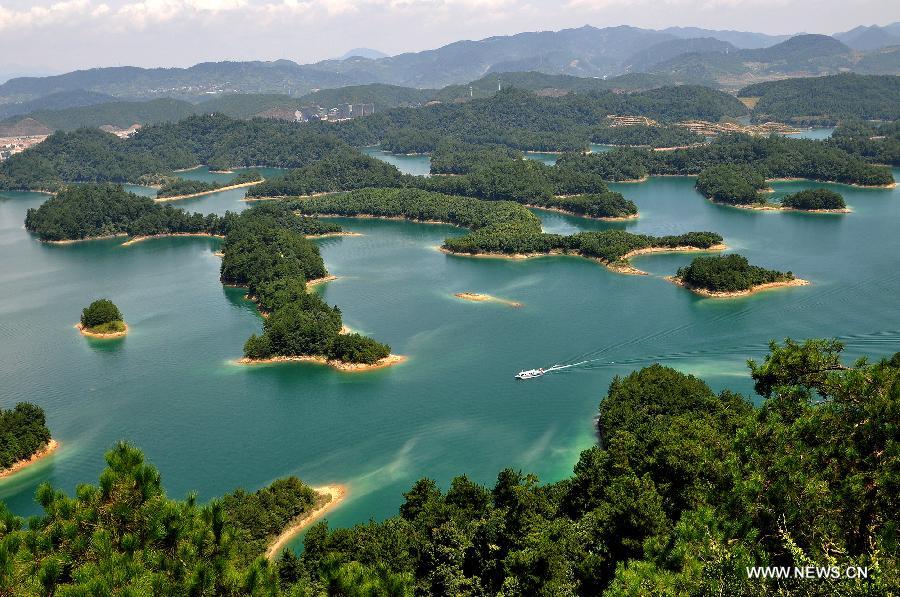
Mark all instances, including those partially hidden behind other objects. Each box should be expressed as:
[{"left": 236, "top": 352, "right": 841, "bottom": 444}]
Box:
[
  {"left": 289, "top": 188, "right": 542, "bottom": 233},
  {"left": 558, "top": 133, "right": 895, "bottom": 186},
  {"left": 290, "top": 188, "right": 714, "bottom": 265},
  {"left": 0, "top": 403, "right": 52, "bottom": 471},
  {"left": 246, "top": 149, "right": 404, "bottom": 197},
  {"left": 676, "top": 254, "right": 794, "bottom": 293},
  {"left": 781, "top": 188, "right": 847, "bottom": 210},
  {"left": 157, "top": 170, "right": 262, "bottom": 198},
  {"left": 24, "top": 184, "right": 226, "bottom": 241},
  {"left": 311, "top": 86, "right": 747, "bottom": 152},
  {"left": 0, "top": 114, "right": 346, "bottom": 190},
  {"left": 80, "top": 298, "right": 125, "bottom": 333},
  {"left": 4, "top": 98, "right": 197, "bottom": 132},
  {"left": 590, "top": 124, "right": 704, "bottom": 148},
  {"left": 739, "top": 73, "right": 900, "bottom": 124},
  {"left": 3, "top": 340, "right": 894, "bottom": 594},
  {"left": 221, "top": 477, "right": 324, "bottom": 566},
  {"left": 695, "top": 164, "right": 768, "bottom": 205},
  {"left": 249, "top": 151, "right": 635, "bottom": 219},
  {"left": 828, "top": 119, "right": 900, "bottom": 166},
  {"left": 429, "top": 141, "right": 524, "bottom": 175},
  {"left": 416, "top": 158, "right": 620, "bottom": 211},
  {"left": 219, "top": 204, "right": 390, "bottom": 364}
]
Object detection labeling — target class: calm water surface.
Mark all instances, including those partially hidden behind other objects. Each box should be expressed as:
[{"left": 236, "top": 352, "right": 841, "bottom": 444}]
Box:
[{"left": 1, "top": 167, "right": 897, "bottom": 552}]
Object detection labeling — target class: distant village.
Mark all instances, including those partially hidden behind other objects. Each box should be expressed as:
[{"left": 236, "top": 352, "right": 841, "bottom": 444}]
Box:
[{"left": 256, "top": 102, "right": 376, "bottom": 123}]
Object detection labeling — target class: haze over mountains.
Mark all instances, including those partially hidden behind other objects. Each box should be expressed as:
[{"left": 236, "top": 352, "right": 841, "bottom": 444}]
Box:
[{"left": 0, "top": 23, "right": 898, "bottom": 109}]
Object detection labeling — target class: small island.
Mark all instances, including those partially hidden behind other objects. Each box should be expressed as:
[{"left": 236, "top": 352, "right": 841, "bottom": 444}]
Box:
[
  {"left": 455, "top": 292, "right": 523, "bottom": 308},
  {"left": 77, "top": 298, "right": 128, "bottom": 337},
  {"left": 780, "top": 188, "right": 849, "bottom": 212},
  {"left": 669, "top": 254, "right": 808, "bottom": 297},
  {"left": 0, "top": 403, "right": 56, "bottom": 479}
]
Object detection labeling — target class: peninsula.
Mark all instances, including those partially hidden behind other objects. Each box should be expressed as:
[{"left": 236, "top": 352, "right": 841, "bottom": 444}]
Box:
[
  {"left": 0, "top": 403, "right": 55, "bottom": 479},
  {"left": 219, "top": 203, "right": 401, "bottom": 370},
  {"left": 155, "top": 170, "right": 264, "bottom": 202},
  {"left": 286, "top": 188, "right": 724, "bottom": 275}
]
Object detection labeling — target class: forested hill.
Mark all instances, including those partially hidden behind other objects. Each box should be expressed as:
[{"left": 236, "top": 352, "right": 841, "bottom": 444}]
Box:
[
  {"left": 2, "top": 26, "right": 897, "bottom": 103},
  {"left": 739, "top": 73, "right": 900, "bottom": 124},
  {"left": 310, "top": 86, "right": 747, "bottom": 152},
  {"left": 0, "top": 114, "right": 346, "bottom": 191},
  {"left": 648, "top": 34, "right": 900, "bottom": 89}
]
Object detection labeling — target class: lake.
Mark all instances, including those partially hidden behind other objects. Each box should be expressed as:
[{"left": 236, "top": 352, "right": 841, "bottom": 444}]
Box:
[{"left": 1, "top": 167, "right": 897, "bottom": 553}]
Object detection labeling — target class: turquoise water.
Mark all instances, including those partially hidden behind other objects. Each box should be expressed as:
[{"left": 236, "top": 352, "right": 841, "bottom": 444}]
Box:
[
  {"left": 359, "top": 147, "right": 432, "bottom": 176},
  {"left": 790, "top": 128, "right": 835, "bottom": 140},
  {"left": 525, "top": 144, "right": 612, "bottom": 166},
  {"left": 1, "top": 170, "right": 898, "bottom": 553}
]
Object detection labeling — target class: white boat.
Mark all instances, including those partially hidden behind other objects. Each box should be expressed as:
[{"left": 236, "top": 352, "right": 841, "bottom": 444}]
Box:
[{"left": 515, "top": 368, "right": 544, "bottom": 380}]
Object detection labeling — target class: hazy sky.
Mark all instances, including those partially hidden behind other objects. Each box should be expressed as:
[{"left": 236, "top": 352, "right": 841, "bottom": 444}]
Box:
[{"left": 1, "top": 0, "right": 899, "bottom": 75}]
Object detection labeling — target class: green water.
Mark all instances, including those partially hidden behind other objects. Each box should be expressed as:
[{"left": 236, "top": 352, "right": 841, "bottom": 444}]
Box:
[
  {"left": 359, "top": 147, "right": 432, "bottom": 176},
  {"left": 1, "top": 171, "right": 898, "bottom": 553},
  {"left": 791, "top": 127, "right": 835, "bottom": 140}
]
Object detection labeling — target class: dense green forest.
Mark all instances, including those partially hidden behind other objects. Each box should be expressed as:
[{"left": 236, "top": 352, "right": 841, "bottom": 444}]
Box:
[
  {"left": 695, "top": 164, "right": 768, "bottom": 205},
  {"left": 290, "top": 188, "right": 714, "bottom": 265},
  {"left": 246, "top": 149, "right": 404, "bottom": 197},
  {"left": 24, "top": 184, "right": 227, "bottom": 241},
  {"left": 675, "top": 254, "right": 794, "bottom": 292},
  {"left": 558, "top": 133, "right": 895, "bottom": 186},
  {"left": 310, "top": 86, "right": 747, "bottom": 152},
  {"left": 220, "top": 204, "right": 390, "bottom": 364},
  {"left": 739, "top": 73, "right": 900, "bottom": 124},
  {"left": 0, "top": 114, "right": 346, "bottom": 190},
  {"left": 249, "top": 150, "right": 635, "bottom": 219},
  {"left": 2, "top": 340, "right": 894, "bottom": 594},
  {"left": 827, "top": 119, "right": 900, "bottom": 166},
  {"left": 157, "top": 170, "right": 262, "bottom": 198},
  {"left": 3, "top": 98, "right": 197, "bottom": 132},
  {"left": 288, "top": 188, "right": 542, "bottom": 233},
  {"left": 429, "top": 142, "right": 524, "bottom": 175},
  {"left": 780, "top": 188, "right": 847, "bottom": 210},
  {"left": 221, "top": 477, "right": 324, "bottom": 566},
  {"left": 80, "top": 298, "right": 125, "bottom": 334},
  {"left": 0, "top": 403, "right": 52, "bottom": 471}
]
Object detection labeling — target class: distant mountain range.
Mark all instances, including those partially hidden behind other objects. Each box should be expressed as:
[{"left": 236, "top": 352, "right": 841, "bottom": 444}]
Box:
[
  {"left": 337, "top": 48, "right": 389, "bottom": 60},
  {"left": 0, "top": 23, "right": 898, "bottom": 107},
  {"left": 834, "top": 23, "right": 900, "bottom": 51}
]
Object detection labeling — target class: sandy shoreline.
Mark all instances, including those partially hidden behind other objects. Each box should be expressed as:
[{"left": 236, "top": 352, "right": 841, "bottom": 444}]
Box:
[
  {"left": 713, "top": 200, "right": 851, "bottom": 213},
  {"left": 121, "top": 232, "right": 224, "bottom": 246},
  {"left": 667, "top": 276, "right": 810, "bottom": 297},
  {"left": 306, "top": 275, "right": 338, "bottom": 287},
  {"left": 0, "top": 439, "right": 59, "bottom": 479},
  {"left": 440, "top": 244, "right": 727, "bottom": 276},
  {"left": 303, "top": 213, "right": 465, "bottom": 228},
  {"left": 155, "top": 179, "right": 264, "bottom": 202},
  {"left": 610, "top": 243, "right": 728, "bottom": 275},
  {"left": 765, "top": 177, "right": 895, "bottom": 189},
  {"left": 265, "top": 485, "right": 347, "bottom": 559},
  {"left": 237, "top": 353, "right": 406, "bottom": 372},
  {"left": 44, "top": 233, "right": 128, "bottom": 244},
  {"left": 75, "top": 322, "right": 128, "bottom": 338},
  {"left": 306, "top": 231, "right": 363, "bottom": 239},
  {"left": 525, "top": 204, "right": 639, "bottom": 221},
  {"left": 454, "top": 292, "right": 522, "bottom": 308}
]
